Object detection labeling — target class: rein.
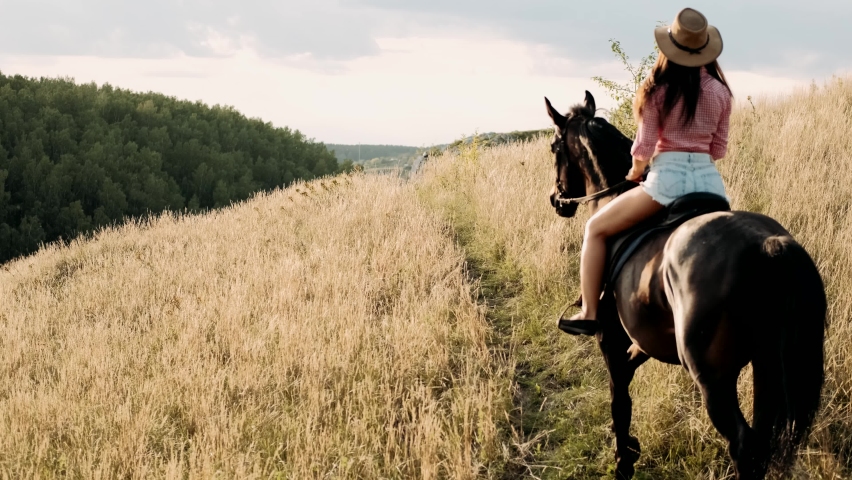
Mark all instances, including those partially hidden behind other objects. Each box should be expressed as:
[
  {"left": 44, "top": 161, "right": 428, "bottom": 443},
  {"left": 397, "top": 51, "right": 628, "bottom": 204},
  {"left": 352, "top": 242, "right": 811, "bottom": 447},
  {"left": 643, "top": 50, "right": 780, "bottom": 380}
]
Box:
[{"left": 554, "top": 180, "right": 638, "bottom": 206}]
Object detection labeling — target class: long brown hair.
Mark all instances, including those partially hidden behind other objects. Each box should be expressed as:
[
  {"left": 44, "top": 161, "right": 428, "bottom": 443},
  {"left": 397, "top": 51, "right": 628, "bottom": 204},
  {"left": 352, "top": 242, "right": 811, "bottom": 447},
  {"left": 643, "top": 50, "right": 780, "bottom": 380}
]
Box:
[{"left": 634, "top": 52, "right": 731, "bottom": 126}]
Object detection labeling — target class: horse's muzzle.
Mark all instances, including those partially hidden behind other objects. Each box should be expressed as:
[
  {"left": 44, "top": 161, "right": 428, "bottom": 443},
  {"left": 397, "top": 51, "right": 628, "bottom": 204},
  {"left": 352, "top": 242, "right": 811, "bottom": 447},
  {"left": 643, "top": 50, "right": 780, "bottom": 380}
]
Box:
[{"left": 549, "top": 190, "right": 578, "bottom": 218}]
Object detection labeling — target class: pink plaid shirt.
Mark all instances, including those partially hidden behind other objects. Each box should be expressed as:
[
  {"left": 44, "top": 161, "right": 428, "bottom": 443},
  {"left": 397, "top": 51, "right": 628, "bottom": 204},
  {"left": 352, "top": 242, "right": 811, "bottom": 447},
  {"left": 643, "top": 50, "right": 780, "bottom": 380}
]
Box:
[{"left": 630, "top": 68, "right": 732, "bottom": 161}]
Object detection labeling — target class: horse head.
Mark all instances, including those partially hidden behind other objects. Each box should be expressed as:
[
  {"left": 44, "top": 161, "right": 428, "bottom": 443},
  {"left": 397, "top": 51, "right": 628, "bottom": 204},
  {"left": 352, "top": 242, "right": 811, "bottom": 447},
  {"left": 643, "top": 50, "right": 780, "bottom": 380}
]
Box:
[{"left": 544, "top": 91, "right": 633, "bottom": 218}]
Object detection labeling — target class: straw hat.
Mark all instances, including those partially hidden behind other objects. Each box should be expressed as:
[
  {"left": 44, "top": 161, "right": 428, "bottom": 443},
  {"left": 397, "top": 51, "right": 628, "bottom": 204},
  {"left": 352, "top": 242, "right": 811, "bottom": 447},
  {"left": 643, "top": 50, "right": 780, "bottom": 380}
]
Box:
[{"left": 655, "top": 8, "right": 723, "bottom": 67}]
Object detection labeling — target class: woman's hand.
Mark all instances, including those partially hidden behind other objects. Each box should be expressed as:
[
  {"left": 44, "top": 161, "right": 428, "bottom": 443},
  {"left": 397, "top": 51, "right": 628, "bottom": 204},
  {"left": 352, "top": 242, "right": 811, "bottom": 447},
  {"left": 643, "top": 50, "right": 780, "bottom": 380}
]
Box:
[
  {"left": 625, "top": 166, "right": 644, "bottom": 182},
  {"left": 625, "top": 157, "right": 649, "bottom": 182}
]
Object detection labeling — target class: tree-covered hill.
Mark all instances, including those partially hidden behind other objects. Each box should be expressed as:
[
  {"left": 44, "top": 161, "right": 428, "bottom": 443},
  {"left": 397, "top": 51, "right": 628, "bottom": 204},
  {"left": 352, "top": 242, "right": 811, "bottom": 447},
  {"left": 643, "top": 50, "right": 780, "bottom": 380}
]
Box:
[
  {"left": 0, "top": 72, "right": 351, "bottom": 262},
  {"left": 446, "top": 129, "right": 550, "bottom": 150}
]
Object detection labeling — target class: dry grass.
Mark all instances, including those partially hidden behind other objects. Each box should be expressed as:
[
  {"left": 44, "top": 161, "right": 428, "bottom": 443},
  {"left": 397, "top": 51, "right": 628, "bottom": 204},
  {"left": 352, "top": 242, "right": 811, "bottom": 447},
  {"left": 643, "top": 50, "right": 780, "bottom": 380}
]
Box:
[
  {"left": 0, "top": 175, "right": 508, "bottom": 478},
  {"left": 416, "top": 77, "right": 852, "bottom": 478},
  {"left": 2, "top": 78, "right": 851, "bottom": 480},
  {"left": 722, "top": 78, "right": 852, "bottom": 478}
]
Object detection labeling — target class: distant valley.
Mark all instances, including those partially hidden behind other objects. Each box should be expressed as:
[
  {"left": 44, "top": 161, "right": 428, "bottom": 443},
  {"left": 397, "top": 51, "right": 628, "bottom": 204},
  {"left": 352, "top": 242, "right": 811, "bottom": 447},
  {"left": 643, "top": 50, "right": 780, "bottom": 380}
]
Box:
[
  {"left": 325, "top": 144, "right": 426, "bottom": 175},
  {"left": 326, "top": 128, "right": 550, "bottom": 176}
]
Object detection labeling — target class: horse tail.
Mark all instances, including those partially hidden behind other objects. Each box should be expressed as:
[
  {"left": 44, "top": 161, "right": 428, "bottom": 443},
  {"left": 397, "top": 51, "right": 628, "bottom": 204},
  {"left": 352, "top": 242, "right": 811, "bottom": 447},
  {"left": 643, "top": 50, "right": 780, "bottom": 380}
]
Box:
[{"left": 751, "top": 235, "right": 826, "bottom": 475}]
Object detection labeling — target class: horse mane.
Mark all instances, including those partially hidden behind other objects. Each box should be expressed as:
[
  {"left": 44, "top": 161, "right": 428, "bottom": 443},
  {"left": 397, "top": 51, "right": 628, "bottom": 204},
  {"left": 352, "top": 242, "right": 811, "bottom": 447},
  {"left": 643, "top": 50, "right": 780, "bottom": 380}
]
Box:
[
  {"left": 567, "top": 102, "right": 596, "bottom": 120},
  {"left": 573, "top": 110, "right": 634, "bottom": 188}
]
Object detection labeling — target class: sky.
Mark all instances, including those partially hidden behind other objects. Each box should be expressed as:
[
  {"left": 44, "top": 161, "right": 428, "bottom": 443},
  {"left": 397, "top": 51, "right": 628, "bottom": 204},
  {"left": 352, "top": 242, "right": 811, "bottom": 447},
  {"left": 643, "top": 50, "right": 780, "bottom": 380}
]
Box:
[{"left": 0, "top": 0, "right": 849, "bottom": 146}]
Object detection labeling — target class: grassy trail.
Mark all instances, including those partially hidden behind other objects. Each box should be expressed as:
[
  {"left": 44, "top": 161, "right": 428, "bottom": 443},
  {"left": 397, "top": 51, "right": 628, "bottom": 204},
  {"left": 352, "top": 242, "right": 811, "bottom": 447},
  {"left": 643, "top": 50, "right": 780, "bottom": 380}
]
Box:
[
  {"left": 419, "top": 181, "right": 613, "bottom": 479},
  {"left": 417, "top": 73, "right": 852, "bottom": 478},
  {"left": 416, "top": 138, "right": 653, "bottom": 479}
]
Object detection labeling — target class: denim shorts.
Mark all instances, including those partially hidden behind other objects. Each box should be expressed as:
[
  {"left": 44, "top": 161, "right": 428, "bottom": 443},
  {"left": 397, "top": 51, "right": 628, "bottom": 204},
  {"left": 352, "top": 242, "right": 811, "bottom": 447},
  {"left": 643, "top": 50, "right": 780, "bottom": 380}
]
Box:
[{"left": 641, "top": 152, "right": 729, "bottom": 206}]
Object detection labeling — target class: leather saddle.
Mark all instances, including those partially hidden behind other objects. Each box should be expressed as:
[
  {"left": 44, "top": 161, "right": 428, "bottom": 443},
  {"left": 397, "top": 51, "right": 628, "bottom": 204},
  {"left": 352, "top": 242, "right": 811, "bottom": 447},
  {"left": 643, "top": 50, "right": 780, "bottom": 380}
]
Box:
[{"left": 604, "top": 192, "right": 731, "bottom": 290}]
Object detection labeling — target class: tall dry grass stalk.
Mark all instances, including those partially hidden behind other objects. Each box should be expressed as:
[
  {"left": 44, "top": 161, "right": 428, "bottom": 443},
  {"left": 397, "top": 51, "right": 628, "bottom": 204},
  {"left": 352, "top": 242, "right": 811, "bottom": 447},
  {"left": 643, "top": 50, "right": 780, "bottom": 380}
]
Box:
[
  {"left": 417, "top": 77, "right": 852, "bottom": 478},
  {"left": 0, "top": 175, "right": 508, "bottom": 478}
]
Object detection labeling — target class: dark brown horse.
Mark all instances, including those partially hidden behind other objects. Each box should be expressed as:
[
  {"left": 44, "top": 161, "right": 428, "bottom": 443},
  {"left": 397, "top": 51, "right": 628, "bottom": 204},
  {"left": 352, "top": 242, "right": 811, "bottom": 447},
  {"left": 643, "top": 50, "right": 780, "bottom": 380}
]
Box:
[{"left": 544, "top": 91, "right": 826, "bottom": 480}]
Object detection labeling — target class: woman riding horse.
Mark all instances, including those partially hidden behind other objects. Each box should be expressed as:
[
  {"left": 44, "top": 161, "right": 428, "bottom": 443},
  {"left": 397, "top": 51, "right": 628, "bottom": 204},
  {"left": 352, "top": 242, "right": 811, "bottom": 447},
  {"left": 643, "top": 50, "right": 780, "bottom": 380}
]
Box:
[
  {"left": 546, "top": 8, "right": 826, "bottom": 480},
  {"left": 558, "top": 7, "right": 732, "bottom": 335}
]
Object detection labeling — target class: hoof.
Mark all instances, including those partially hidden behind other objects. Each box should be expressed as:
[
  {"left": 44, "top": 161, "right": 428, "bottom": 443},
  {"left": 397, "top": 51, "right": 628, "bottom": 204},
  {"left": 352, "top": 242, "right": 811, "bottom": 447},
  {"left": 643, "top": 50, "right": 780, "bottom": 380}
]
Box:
[
  {"left": 615, "top": 464, "right": 635, "bottom": 480},
  {"left": 615, "top": 436, "right": 641, "bottom": 479}
]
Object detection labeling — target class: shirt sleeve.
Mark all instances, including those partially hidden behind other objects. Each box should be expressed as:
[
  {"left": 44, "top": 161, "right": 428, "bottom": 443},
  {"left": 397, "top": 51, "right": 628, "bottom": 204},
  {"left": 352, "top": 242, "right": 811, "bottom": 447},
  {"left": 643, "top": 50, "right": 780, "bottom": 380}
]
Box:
[
  {"left": 630, "top": 91, "right": 660, "bottom": 161},
  {"left": 709, "top": 93, "right": 732, "bottom": 160}
]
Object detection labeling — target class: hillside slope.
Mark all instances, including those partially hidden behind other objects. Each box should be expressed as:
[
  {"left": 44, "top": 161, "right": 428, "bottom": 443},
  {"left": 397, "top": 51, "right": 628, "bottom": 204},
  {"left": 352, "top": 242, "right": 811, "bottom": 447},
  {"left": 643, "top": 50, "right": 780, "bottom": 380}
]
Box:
[{"left": 0, "top": 173, "right": 508, "bottom": 478}]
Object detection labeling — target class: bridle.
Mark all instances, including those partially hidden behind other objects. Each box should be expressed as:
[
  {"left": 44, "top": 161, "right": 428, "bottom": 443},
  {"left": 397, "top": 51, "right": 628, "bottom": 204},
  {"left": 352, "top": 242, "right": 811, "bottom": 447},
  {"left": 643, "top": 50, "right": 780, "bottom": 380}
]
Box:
[{"left": 551, "top": 116, "right": 639, "bottom": 206}]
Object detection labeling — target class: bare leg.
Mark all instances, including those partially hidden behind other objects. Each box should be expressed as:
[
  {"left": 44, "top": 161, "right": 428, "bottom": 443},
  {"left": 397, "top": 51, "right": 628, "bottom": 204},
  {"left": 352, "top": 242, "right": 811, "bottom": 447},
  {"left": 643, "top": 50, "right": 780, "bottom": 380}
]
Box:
[
  {"left": 566, "top": 187, "right": 663, "bottom": 323},
  {"left": 576, "top": 221, "right": 607, "bottom": 319}
]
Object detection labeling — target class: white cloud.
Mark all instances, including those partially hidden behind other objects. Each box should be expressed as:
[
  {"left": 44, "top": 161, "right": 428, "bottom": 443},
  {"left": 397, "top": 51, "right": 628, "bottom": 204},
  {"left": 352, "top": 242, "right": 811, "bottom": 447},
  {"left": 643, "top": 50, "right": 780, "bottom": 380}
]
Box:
[
  {"left": 726, "top": 71, "right": 809, "bottom": 103},
  {"left": 0, "top": 33, "right": 826, "bottom": 146}
]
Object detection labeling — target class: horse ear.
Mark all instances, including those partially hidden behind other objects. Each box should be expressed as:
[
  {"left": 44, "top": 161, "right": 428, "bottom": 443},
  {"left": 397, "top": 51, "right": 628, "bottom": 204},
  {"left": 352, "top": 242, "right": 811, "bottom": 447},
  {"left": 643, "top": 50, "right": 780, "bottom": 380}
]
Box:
[
  {"left": 584, "top": 91, "right": 596, "bottom": 114},
  {"left": 545, "top": 97, "right": 567, "bottom": 128}
]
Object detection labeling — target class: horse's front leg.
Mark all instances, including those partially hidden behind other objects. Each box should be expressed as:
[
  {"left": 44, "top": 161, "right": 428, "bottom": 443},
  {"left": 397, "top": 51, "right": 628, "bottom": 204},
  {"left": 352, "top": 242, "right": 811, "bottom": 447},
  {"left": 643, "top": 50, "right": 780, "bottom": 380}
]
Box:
[{"left": 598, "top": 319, "right": 649, "bottom": 479}]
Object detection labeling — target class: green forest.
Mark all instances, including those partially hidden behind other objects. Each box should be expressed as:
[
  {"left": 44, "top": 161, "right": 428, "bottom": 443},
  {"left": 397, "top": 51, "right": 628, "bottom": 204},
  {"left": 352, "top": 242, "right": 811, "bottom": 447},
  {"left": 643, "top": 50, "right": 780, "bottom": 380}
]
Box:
[{"left": 0, "top": 72, "right": 352, "bottom": 263}]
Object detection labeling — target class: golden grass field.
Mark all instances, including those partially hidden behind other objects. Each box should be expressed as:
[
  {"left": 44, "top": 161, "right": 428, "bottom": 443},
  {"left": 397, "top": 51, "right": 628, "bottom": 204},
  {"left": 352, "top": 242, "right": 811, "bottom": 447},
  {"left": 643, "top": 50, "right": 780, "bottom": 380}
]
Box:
[
  {"left": 0, "top": 176, "right": 509, "bottom": 478},
  {"left": 1, "top": 78, "right": 851, "bottom": 479}
]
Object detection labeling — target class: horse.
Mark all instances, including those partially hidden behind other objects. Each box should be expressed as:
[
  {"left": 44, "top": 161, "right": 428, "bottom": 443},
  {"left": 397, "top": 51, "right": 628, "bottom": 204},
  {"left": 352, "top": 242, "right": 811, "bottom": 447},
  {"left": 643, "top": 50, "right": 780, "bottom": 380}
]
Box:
[{"left": 544, "top": 91, "right": 827, "bottom": 480}]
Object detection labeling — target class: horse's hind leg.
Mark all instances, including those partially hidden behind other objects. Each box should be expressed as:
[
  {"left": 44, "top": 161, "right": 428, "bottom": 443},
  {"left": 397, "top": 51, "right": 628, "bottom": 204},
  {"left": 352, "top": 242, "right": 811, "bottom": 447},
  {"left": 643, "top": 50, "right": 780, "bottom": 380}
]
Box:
[
  {"left": 679, "top": 315, "right": 762, "bottom": 478},
  {"left": 692, "top": 373, "right": 764, "bottom": 480}
]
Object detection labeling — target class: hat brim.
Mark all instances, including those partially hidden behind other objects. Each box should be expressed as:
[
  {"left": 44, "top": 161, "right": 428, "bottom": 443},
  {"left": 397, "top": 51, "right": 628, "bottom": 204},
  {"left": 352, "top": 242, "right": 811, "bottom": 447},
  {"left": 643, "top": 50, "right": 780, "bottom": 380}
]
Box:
[{"left": 655, "top": 25, "right": 723, "bottom": 67}]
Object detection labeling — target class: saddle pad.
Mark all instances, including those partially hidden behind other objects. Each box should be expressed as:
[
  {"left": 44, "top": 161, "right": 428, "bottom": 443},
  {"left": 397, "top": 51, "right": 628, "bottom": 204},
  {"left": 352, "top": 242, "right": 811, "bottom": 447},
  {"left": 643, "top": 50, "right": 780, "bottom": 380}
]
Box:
[{"left": 605, "top": 192, "right": 731, "bottom": 288}]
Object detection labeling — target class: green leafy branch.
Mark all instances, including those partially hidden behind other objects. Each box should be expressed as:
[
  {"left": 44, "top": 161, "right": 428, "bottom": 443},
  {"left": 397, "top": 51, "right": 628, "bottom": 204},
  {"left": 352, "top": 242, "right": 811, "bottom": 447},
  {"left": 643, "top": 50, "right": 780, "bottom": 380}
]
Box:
[{"left": 591, "top": 38, "right": 659, "bottom": 138}]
